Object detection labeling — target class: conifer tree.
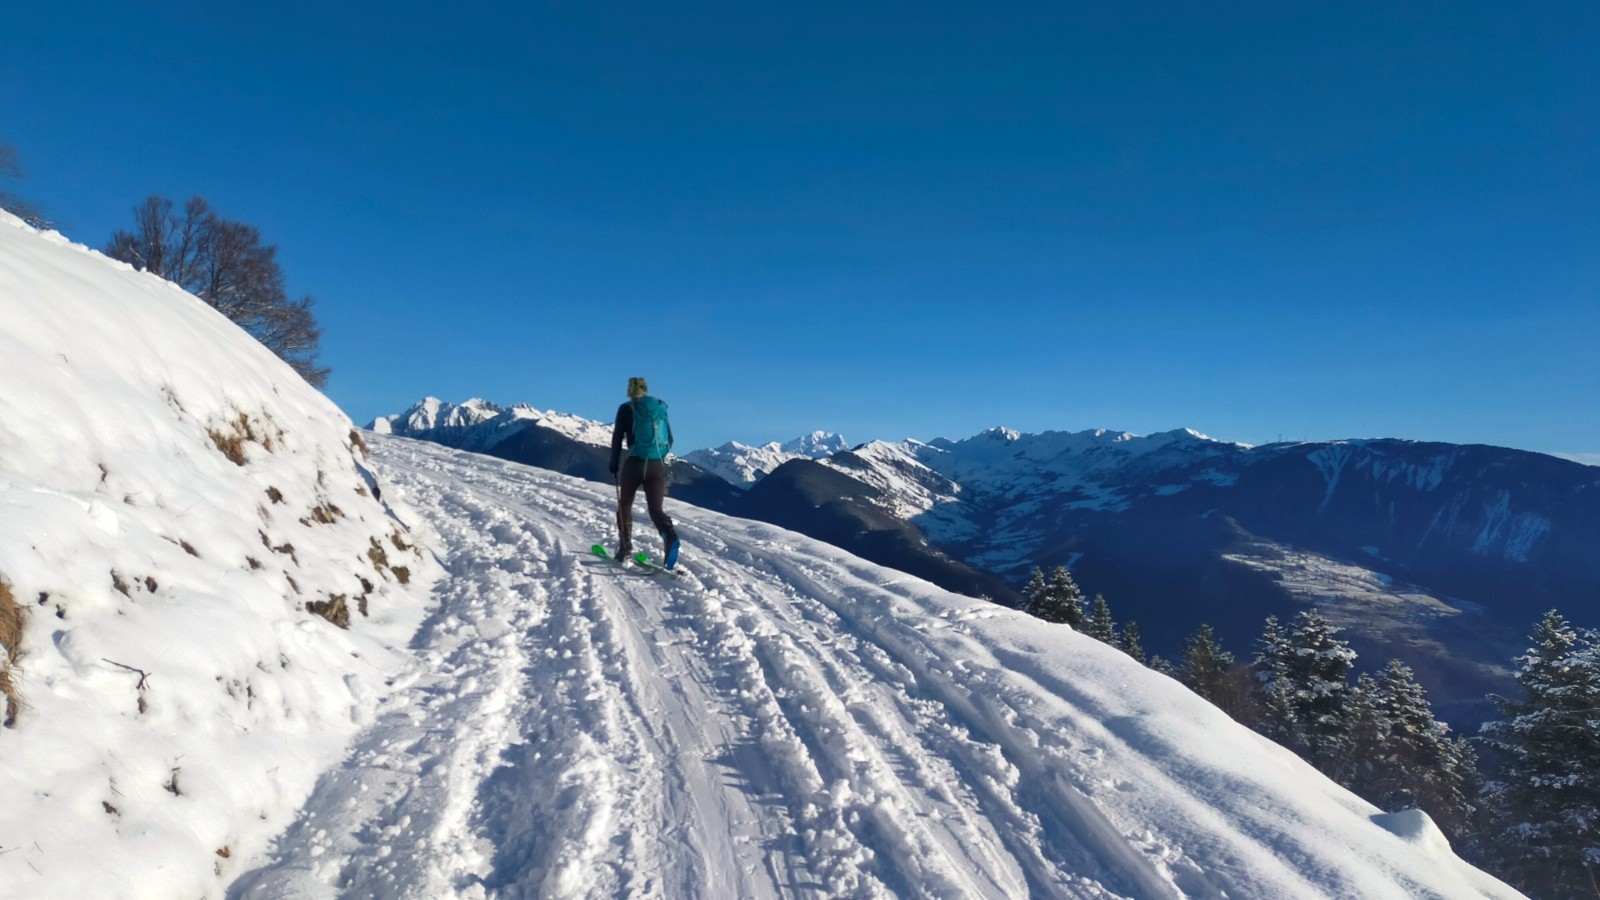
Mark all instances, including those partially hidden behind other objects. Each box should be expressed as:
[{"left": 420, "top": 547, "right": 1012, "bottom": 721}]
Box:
[
  {"left": 1045, "top": 567, "right": 1085, "bottom": 627},
  {"left": 1119, "top": 621, "right": 1145, "bottom": 664},
  {"left": 1084, "top": 594, "right": 1117, "bottom": 644},
  {"left": 1180, "top": 624, "right": 1234, "bottom": 704},
  {"left": 1252, "top": 615, "right": 1301, "bottom": 748},
  {"left": 1282, "top": 610, "right": 1358, "bottom": 773},
  {"left": 1025, "top": 566, "right": 1086, "bottom": 626},
  {"left": 1326, "top": 674, "right": 1388, "bottom": 791},
  {"left": 1250, "top": 610, "right": 1357, "bottom": 768},
  {"left": 1480, "top": 610, "right": 1600, "bottom": 897},
  {"left": 1021, "top": 568, "right": 1046, "bottom": 613},
  {"left": 1365, "top": 660, "right": 1478, "bottom": 838}
]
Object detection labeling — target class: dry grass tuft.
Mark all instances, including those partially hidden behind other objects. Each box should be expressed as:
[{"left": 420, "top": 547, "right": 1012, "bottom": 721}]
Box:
[
  {"left": 300, "top": 501, "right": 343, "bottom": 526},
  {"left": 207, "top": 411, "right": 284, "bottom": 466},
  {"left": 208, "top": 424, "right": 248, "bottom": 466},
  {"left": 306, "top": 595, "right": 350, "bottom": 629},
  {"left": 392, "top": 566, "right": 411, "bottom": 585},
  {"left": 349, "top": 429, "right": 370, "bottom": 460},
  {"left": 1, "top": 577, "right": 24, "bottom": 727},
  {"left": 265, "top": 486, "right": 284, "bottom": 504},
  {"left": 367, "top": 538, "right": 389, "bottom": 571}
]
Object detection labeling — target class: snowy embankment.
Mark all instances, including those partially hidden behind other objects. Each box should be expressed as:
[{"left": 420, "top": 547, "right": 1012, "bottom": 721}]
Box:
[
  {"left": 0, "top": 211, "right": 431, "bottom": 897},
  {"left": 235, "top": 435, "right": 1517, "bottom": 899}
]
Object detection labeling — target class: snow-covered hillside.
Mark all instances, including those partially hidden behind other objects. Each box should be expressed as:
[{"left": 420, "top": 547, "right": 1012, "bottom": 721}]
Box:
[
  {"left": 231, "top": 434, "right": 1516, "bottom": 899},
  {"left": 684, "top": 431, "right": 851, "bottom": 485},
  {"left": 0, "top": 211, "right": 431, "bottom": 898}
]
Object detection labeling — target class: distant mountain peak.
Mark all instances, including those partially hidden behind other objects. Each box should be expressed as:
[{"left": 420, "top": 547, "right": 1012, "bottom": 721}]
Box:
[
  {"left": 784, "top": 431, "right": 850, "bottom": 455},
  {"left": 370, "top": 397, "right": 503, "bottom": 434},
  {"left": 978, "top": 426, "right": 1021, "bottom": 442},
  {"left": 684, "top": 431, "right": 850, "bottom": 486}
]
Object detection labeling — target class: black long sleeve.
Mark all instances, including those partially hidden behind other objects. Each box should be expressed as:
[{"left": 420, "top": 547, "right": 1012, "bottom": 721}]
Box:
[{"left": 609, "top": 402, "right": 633, "bottom": 473}]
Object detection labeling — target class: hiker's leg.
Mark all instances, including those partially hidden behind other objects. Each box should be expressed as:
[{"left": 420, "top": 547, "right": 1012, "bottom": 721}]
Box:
[
  {"left": 643, "top": 460, "right": 674, "bottom": 538},
  {"left": 617, "top": 458, "right": 645, "bottom": 549}
]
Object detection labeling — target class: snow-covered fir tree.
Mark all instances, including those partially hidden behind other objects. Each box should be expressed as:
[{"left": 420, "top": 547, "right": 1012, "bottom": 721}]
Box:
[
  {"left": 1285, "top": 611, "right": 1358, "bottom": 773},
  {"left": 1366, "top": 660, "right": 1479, "bottom": 839},
  {"left": 1326, "top": 674, "right": 1388, "bottom": 792},
  {"left": 1479, "top": 610, "right": 1600, "bottom": 897},
  {"left": 1022, "top": 566, "right": 1085, "bottom": 626},
  {"left": 1252, "top": 611, "right": 1357, "bottom": 769},
  {"left": 1252, "top": 615, "right": 1301, "bottom": 747},
  {"left": 1084, "top": 594, "right": 1117, "bottom": 644},
  {"left": 1021, "top": 568, "right": 1046, "bottom": 612}
]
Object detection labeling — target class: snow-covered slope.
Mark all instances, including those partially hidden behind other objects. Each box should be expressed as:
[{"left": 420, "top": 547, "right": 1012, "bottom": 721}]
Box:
[
  {"left": 0, "top": 211, "right": 432, "bottom": 898},
  {"left": 234, "top": 435, "right": 1516, "bottom": 899},
  {"left": 684, "top": 431, "right": 851, "bottom": 485}
]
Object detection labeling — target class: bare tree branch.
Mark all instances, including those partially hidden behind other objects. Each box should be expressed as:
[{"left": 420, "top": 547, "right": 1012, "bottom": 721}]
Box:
[{"left": 105, "top": 195, "right": 330, "bottom": 386}]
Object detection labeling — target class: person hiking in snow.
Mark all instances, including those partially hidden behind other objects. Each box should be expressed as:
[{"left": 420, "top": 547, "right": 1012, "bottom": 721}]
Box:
[{"left": 610, "top": 377, "right": 681, "bottom": 568}]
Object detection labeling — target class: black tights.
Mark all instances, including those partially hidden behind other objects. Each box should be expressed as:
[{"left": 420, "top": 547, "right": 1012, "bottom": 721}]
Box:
[{"left": 617, "top": 457, "right": 673, "bottom": 543}]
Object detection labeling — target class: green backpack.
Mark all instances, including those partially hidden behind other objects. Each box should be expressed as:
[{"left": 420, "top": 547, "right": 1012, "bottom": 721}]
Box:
[{"left": 629, "top": 396, "right": 672, "bottom": 461}]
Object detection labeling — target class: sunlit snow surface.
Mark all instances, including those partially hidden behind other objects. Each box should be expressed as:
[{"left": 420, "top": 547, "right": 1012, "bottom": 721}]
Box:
[
  {"left": 0, "top": 211, "right": 432, "bottom": 898},
  {"left": 235, "top": 436, "right": 1517, "bottom": 899}
]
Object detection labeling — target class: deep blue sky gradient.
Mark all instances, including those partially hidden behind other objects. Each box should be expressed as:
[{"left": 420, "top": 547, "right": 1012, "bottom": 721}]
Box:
[{"left": 3, "top": 2, "right": 1596, "bottom": 457}]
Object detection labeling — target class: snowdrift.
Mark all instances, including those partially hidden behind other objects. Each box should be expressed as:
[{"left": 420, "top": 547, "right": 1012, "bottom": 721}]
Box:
[{"left": 0, "top": 211, "right": 431, "bottom": 897}]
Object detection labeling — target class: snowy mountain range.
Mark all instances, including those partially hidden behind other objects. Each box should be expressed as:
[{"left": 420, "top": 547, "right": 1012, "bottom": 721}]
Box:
[
  {"left": 796, "top": 428, "right": 1600, "bottom": 724},
  {"left": 375, "top": 398, "right": 1600, "bottom": 727},
  {"left": 0, "top": 211, "right": 1523, "bottom": 897},
  {"left": 682, "top": 431, "right": 852, "bottom": 485}
]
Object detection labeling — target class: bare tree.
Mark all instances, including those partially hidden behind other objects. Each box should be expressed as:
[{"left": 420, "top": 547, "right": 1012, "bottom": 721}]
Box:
[
  {"left": 0, "top": 143, "right": 48, "bottom": 228},
  {"left": 107, "top": 196, "right": 330, "bottom": 386}
]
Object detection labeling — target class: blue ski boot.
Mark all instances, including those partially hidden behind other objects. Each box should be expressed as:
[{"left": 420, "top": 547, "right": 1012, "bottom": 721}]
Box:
[{"left": 661, "top": 529, "right": 681, "bottom": 570}]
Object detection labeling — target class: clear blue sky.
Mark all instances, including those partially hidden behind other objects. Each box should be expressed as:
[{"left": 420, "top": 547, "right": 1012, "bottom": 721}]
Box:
[{"left": 4, "top": 2, "right": 1596, "bottom": 459}]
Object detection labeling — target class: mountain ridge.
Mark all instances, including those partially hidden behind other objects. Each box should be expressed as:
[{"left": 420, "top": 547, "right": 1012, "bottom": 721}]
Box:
[{"left": 373, "top": 396, "right": 1599, "bottom": 727}]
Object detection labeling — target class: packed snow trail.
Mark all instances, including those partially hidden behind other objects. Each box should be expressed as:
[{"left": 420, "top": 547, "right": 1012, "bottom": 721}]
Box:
[{"left": 231, "top": 436, "right": 1517, "bottom": 900}]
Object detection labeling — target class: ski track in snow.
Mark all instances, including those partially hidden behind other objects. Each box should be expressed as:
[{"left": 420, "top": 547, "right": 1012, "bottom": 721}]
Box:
[
  {"left": 229, "top": 437, "right": 1512, "bottom": 900},
  {"left": 230, "top": 438, "right": 1151, "bottom": 899}
]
